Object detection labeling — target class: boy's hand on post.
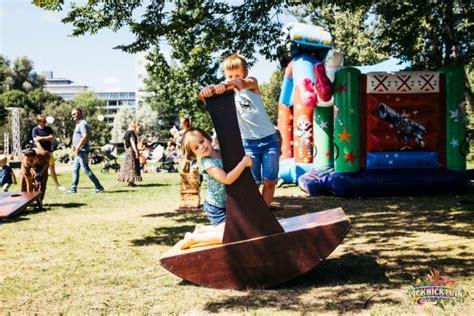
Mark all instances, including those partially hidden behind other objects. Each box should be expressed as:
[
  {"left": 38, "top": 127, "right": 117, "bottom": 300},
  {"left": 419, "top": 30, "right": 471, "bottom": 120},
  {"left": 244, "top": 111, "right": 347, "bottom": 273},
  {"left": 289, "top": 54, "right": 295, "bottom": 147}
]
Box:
[
  {"left": 214, "top": 83, "right": 226, "bottom": 94},
  {"left": 199, "top": 86, "right": 216, "bottom": 99}
]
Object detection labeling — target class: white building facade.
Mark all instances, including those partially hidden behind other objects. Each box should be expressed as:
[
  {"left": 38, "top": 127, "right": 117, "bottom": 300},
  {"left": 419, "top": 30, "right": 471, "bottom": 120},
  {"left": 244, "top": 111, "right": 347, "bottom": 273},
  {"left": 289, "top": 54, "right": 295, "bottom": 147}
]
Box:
[{"left": 42, "top": 71, "right": 136, "bottom": 125}]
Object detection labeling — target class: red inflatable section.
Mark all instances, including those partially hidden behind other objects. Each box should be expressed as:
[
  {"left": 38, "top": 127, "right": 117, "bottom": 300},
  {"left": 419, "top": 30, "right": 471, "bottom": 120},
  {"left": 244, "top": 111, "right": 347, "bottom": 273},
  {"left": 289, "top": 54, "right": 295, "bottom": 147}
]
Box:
[
  {"left": 366, "top": 92, "right": 446, "bottom": 165},
  {"left": 278, "top": 104, "right": 293, "bottom": 159}
]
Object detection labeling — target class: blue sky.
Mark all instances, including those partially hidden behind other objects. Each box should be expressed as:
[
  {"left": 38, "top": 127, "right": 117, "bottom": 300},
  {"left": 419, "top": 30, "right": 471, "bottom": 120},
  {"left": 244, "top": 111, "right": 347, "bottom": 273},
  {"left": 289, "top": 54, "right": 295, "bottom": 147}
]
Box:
[{"left": 0, "top": 0, "right": 282, "bottom": 92}]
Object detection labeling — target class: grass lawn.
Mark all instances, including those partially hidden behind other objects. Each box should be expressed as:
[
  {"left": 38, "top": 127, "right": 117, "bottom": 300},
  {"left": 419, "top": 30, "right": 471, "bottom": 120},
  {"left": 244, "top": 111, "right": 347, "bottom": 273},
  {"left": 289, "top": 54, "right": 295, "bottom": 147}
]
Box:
[{"left": 1, "top": 163, "right": 473, "bottom": 314}]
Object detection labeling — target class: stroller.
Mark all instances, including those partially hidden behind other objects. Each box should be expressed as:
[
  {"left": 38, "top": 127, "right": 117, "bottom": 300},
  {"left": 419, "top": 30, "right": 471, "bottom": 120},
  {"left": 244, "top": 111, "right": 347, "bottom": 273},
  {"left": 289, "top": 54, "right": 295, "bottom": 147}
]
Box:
[
  {"left": 157, "top": 152, "right": 178, "bottom": 173},
  {"left": 150, "top": 145, "right": 178, "bottom": 173},
  {"left": 90, "top": 144, "right": 121, "bottom": 173}
]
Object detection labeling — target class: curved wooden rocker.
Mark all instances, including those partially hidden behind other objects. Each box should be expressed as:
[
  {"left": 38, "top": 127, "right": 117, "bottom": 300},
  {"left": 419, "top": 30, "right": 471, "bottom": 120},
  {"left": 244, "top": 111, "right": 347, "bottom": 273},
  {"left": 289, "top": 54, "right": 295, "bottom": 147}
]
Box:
[{"left": 160, "top": 92, "right": 351, "bottom": 290}]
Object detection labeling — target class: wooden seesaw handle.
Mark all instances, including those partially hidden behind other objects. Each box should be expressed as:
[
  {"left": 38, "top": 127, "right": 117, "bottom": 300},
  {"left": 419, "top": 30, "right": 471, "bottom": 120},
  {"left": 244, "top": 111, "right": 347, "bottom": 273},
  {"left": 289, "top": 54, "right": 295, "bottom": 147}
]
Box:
[
  {"left": 201, "top": 90, "right": 284, "bottom": 243},
  {"left": 198, "top": 83, "right": 236, "bottom": 102}
]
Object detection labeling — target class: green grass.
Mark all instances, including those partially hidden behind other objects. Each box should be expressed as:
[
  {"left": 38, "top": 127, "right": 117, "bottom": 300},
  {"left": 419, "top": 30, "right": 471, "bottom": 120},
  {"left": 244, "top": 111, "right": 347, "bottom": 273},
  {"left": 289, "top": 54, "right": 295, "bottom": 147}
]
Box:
[{"left": 1, "top": 164, "right": 473, "bottom": 314}]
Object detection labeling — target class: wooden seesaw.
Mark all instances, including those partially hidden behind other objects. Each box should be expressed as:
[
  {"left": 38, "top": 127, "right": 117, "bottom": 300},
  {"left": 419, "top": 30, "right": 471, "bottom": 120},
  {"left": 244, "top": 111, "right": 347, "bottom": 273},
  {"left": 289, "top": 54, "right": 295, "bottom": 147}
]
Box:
[
  {"left": 160, "top": 92, "right": 351, "bottom": 290},
  {"left": 0, "top": 191, "right": 42, "bottom": 220}
]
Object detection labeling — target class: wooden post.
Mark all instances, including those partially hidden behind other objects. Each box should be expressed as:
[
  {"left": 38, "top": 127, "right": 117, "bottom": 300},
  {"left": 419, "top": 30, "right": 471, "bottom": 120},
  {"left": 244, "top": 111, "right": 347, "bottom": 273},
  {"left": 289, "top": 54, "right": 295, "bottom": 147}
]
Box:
[{"left": 177, "top": 166, "right": 201, "bottom": 211}]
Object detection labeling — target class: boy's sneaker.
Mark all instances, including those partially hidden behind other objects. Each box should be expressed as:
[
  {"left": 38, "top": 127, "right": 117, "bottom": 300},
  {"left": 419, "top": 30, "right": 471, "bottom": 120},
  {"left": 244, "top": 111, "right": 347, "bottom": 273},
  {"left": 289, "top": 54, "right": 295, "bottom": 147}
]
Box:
[
  {"left": 56, "top": 185, "right": 66, "bottom": 190},
  {"left": 67, "top": 189, "right": 77, "bottom": 194},
  {"left": 276, "top": 178, "right": 285, "bottom": 188},
  {"left": 94, "top": 188, "right": 105, "bottom": 194}
]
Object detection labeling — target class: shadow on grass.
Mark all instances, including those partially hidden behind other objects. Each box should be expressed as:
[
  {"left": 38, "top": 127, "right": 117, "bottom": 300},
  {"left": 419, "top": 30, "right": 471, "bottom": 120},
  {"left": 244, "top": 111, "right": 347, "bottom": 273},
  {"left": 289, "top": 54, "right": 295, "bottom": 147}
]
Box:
[
  {"left": 103, "top": 189, "right": 131, "bottom": 194},
  {"left": 2, "top": 202, "right": 88, "bottom": 223},
  {"left": 198, "top": 254, "right": 395, "bottom": 314},
  {"left": 204, "top": 286, "right": 400, "bottom": 314},
  {"left": 272, "top": 189, "right": 474, "bottom": 285},
  {"left": 139, "top": 188, "right": 473, "bottom": 314},
  {"left": 131, "top": 224, "right": 196, "bottom": 246},
  {"left": 1, "top": 205, "right": 46, "bottom": 223},
  {"left": 132, "top": 211, "right": 208, "bottom": 246},
  {"left": 285, "top": 254, "right": 390, "bottom": 288},
  {"left": 136, "top": 183, "right": 172, "bottom": 188},
  {"left": 46, "top": 202, "right": 86, "bottom": 208}
]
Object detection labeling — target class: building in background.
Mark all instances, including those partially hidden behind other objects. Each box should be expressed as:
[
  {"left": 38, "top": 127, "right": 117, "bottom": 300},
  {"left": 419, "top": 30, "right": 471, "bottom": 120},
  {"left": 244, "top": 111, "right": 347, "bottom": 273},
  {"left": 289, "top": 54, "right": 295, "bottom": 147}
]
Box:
[
  {"left": 135, "top": 48, "right": 178, "bottom": 108},
  {"left": 42, "top": 71, "right": 136, "bottom": 125},
  {"left": 41, "top": 71, "right": 88, "bottom": 99}
]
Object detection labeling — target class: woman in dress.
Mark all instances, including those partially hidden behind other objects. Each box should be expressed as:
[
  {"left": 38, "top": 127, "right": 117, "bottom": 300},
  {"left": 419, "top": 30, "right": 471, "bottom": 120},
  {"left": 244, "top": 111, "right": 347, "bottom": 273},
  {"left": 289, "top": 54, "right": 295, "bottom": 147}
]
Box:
[{"left": 118, "top": 120, "right": 142, "bottom": 187}]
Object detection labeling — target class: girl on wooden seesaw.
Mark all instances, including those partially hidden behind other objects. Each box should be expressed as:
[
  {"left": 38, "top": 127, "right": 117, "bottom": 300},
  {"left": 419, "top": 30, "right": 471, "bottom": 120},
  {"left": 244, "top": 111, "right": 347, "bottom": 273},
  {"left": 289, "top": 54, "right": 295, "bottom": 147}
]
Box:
[{"left": 180, "top": 127, "right": 252, "bottom": 249}]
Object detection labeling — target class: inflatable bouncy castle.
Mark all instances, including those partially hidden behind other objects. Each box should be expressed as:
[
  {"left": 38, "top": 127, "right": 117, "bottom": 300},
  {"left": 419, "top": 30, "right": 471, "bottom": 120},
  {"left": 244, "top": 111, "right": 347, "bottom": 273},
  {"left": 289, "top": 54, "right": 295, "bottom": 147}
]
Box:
[
  {"left": 278, "top": 23, "right": 340, "bottom": 182},
  {"left": 277, "top": 23, "right": 471, "bottom": 196}
]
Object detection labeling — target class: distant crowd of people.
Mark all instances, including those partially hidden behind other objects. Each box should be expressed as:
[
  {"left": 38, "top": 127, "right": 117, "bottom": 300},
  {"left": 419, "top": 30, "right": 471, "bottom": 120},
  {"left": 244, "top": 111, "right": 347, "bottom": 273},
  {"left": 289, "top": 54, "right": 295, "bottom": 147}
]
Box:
[{"left": 0, "top": 107, "right": 187, "bottom": 206}]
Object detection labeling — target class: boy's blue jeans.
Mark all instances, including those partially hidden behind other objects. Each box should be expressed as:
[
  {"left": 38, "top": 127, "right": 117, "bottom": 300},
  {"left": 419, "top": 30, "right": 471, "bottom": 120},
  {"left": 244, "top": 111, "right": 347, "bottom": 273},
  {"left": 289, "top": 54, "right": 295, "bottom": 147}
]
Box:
[
  {"left": 71, "top": 151, "right": 103, "bottom": 191},
  {"left": 242, "top": 133, "right": 280, "bottom": 184}
]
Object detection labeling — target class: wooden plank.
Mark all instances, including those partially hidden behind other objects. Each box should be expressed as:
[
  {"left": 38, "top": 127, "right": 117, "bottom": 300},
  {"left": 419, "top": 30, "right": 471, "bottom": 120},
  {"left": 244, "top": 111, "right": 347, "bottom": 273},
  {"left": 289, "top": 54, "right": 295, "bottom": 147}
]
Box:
[
  {"left": 205, "top": 92, "right": 284, "bottom": 243},
  {"left": 0, "top": 192, "right": 42, "bottom": 219},
  {"left": 160, "top": 208, "right": 351, "bottom": 289}
]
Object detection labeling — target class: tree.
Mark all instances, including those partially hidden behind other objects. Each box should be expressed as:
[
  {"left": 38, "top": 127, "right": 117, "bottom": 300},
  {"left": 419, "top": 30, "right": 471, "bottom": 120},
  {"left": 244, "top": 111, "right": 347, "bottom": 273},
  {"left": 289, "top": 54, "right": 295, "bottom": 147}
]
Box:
[
  {"left": 136, "top": 103, "right": 162, "bottom": 138},
  {"left": 260, "top": 69, "right": 284, "bottom": 124},
  {"left": 0, "top": 55, "right": 53, "bottom": 148},
  {"left": 144, "top": 49, "right": 213, "bottom": 134},
  {"left": 44, "top": 100, "right": 76, "bottom": 148},
  {"left": 0, "top": 55, "right": 10, "bottom": 94},
  {"left": 27, "top": 89, "right": 63, "bottom": 114},
  {"left": 34, "top": 1, "right": 473, "bottom": 109},
  {"left": 110, "top": 107, "right": 135, "bottom": 144},
  {"left": 44, "top": 92, "right": 111, "bottom": 148},
  {"left": 8, "top": 56, "right": 45, "bottom": 92},
  {"left": 295, "top": 4, "right": 388, "bottom": 66},
  {"left": 111, "top": 103, "right": 164, "bottom": 143},
  {"left": 0, "top": 98, "right": 6, "bottom": 126},
  {"left": 0, "top": 90, "right": 28, "bottom": 110}
]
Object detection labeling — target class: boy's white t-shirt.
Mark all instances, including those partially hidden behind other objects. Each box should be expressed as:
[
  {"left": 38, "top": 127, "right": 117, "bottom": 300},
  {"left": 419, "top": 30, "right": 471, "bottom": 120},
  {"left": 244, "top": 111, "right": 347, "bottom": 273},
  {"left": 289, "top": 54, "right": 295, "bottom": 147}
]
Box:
[{"left": 234, "top": 89, "right": 275, "bottom": 140}]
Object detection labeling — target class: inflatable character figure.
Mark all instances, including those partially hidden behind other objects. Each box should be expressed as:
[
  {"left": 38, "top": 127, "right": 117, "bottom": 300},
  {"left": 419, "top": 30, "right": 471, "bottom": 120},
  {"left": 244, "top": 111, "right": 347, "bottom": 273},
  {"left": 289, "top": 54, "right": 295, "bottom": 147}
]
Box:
[
  {"left": 295, "top": 115, "right": 313, "bottom": 158},
  {"left": 277, "top": 23, "right": 344, "bottom": 183}
]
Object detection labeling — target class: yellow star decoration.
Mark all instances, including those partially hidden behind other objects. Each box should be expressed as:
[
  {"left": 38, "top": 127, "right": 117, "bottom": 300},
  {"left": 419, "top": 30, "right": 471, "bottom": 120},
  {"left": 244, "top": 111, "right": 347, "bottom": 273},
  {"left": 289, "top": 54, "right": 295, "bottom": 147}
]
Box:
[{"left": 338, "top": 128, "right": 352, "bottom": 143}]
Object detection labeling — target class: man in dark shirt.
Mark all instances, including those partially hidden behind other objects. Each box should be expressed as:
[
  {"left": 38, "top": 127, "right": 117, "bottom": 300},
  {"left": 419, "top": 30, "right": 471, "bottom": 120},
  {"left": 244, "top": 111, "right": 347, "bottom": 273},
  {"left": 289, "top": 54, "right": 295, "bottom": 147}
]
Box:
[{"left": 32, "top": 114, "right": 65, "bottom": 190}]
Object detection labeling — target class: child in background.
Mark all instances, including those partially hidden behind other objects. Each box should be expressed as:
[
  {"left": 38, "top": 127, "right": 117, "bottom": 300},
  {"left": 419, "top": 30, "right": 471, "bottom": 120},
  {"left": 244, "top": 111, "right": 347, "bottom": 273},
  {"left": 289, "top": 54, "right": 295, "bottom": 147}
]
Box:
[
  {"left": 0, "top": 154, "right": 17, "bottom": 192},
  {"left": 199, "top": 53, "right": 280, "bottom": 208},
  {"left": 180, "top": 127, "right": 252, "bottom": 249}
]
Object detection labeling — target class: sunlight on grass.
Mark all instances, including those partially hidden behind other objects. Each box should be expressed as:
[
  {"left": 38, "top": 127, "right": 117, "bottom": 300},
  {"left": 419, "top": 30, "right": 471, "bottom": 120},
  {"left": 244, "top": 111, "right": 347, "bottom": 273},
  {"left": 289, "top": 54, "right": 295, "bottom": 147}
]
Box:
[{"left": 1, "top": 164, "right": 473, "bottom": 314}]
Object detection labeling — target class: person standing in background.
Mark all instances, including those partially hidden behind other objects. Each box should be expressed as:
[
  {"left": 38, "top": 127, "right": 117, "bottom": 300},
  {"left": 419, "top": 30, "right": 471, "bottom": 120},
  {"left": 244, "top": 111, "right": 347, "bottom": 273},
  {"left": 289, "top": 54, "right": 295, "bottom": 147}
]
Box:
[
  {"left": 68, "top": 108, "right": 104, "bottom": 194},
  {"left": 117, "top": 120, "right": 142, "bottom": 187},
  {"left": 32, "top": 114, "right": 65, "bottom": 190}
]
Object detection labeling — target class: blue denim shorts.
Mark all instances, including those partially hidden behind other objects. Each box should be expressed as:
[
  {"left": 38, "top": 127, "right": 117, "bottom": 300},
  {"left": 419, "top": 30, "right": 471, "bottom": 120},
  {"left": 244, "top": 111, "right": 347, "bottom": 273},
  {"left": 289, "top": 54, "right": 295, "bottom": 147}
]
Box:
[
  {"left": 203, "top": 200, "right": 226, "bottom": 225},
  {"left": 242, "top": 133, "right": 280, "bottom": 183}
]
